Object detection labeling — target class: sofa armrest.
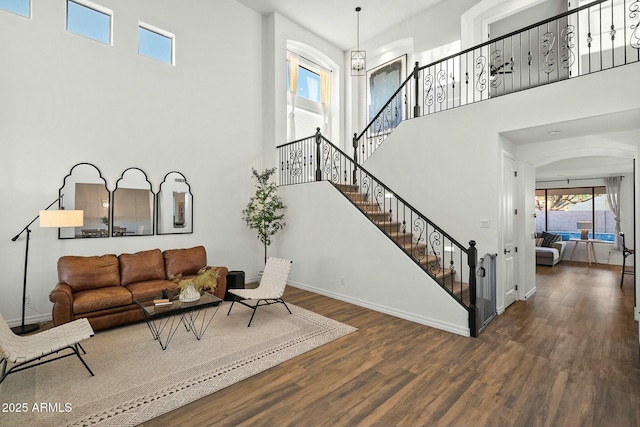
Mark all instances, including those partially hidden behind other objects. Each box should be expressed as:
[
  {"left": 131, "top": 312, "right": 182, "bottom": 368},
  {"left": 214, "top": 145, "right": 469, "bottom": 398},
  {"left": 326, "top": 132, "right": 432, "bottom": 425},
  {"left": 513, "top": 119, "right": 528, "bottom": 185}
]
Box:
[
  {"left": 49, "top": 283, "right": 74, "bottom": 326},
  {"left": 210, "top": 267, "right": 228, "bottom": 300},
  {"left": 552, "top": 241, "right": 567, "bottom": 259}
]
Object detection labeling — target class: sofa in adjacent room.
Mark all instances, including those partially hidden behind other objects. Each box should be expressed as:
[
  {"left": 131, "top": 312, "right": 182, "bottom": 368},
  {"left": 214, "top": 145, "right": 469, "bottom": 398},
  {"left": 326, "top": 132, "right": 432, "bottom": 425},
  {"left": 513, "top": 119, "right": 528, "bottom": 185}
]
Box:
[
  {"left": 535, "top": 232, "right": 567, "bottom": 266},
  {"left": 49, "top": 246, "right": 228, "bottom": 331}
]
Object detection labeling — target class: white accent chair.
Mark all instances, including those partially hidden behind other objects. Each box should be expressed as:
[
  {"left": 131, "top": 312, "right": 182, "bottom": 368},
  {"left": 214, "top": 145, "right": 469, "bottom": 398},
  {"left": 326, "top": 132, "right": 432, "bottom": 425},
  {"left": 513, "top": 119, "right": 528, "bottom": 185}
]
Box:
[
  {"left": 226, "top": 257, "right": 292, "bottom": 326},
  {"left": 0, "top": 313, "right": 95, "bottom": 384}
]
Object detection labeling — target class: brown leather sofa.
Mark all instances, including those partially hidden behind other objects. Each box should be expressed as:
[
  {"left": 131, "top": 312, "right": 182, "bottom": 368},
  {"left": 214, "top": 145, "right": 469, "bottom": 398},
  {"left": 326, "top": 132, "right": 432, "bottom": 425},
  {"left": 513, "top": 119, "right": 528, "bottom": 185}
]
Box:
[{"left": 49, "top": 246, "right": 228, "bottom": 331}]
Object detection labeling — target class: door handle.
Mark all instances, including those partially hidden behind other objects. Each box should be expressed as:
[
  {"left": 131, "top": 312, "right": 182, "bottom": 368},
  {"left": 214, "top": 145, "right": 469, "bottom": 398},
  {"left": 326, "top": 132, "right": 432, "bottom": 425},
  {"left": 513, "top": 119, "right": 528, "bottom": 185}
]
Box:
[{"left": 504, "top": 249, "right": 511, "bottom": 254}]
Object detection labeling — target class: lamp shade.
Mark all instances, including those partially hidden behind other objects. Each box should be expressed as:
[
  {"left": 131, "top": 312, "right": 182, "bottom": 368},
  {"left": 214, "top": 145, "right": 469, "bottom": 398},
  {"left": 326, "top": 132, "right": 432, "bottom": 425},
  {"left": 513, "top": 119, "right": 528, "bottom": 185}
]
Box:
[
  {"left": 576, "top": 220, "right": 593, "bottom": 230},
  {"left": 39, "top": 210, "right": 84, "bottom": 228}
]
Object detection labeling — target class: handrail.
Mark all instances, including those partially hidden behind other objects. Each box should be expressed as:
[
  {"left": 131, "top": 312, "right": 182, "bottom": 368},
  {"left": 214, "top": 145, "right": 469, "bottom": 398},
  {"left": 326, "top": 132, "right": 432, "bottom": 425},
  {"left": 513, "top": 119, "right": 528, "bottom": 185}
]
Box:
[{"left": 353, "top": 0, "right": 639, "bottom": 166}]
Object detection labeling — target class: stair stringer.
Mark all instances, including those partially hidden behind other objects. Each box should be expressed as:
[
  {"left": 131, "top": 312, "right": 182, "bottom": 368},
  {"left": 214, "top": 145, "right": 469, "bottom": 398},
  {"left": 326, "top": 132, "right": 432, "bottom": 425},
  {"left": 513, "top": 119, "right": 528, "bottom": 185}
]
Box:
[{"left": 277, "top": 181, "right": 470, "bottom": 336}]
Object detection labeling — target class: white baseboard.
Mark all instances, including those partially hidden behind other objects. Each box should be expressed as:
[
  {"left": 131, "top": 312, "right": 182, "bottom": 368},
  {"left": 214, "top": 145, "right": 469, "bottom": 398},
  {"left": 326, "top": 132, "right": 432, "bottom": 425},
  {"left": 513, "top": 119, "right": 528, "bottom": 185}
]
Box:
[
  {"left": 286, "top": 280, "right": 471, "bottom": 337},
  {"left": 6, "top": 313, "right": 52, "bottom": 329},
  {"left": 523, "top": 286, "right": 537, "bottom": 300}
]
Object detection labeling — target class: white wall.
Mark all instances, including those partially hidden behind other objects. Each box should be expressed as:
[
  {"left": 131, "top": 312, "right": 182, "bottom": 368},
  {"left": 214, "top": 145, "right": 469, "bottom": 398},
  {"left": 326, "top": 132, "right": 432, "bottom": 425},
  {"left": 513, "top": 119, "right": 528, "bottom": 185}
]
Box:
[
  {"left": 0, "top": 0, "right": 265, "bottom": 326},
  {"left": 277, "top": 182, "right": 470, "bottom": 336}
]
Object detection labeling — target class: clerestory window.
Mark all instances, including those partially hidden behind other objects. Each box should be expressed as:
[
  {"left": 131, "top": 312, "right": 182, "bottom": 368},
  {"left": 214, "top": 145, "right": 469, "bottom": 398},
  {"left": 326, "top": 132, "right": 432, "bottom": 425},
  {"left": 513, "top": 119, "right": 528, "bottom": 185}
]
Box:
[
  {"left": 138, "top": 23, "right": 174, "bottom": 65},
  {"left": 66, "top": 0, "right": 112, "bottom": 45},
  {"left": 0, "top": 0, "right": 30, "bottom": 17}
]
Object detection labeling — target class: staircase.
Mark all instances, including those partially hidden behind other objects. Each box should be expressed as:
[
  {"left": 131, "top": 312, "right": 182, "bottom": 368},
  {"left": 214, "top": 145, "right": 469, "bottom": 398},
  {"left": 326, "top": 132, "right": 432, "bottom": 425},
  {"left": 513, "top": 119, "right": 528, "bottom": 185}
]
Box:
[{"left": 278, "top": 134, "right": 478, "bottom": 334}]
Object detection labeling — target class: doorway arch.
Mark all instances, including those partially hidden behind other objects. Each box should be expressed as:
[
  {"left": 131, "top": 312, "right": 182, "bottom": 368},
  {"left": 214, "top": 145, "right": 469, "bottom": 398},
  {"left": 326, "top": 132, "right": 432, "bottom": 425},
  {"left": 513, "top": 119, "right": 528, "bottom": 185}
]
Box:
[{"left": 518, "top": 144, "right": 637, "bottom": 305}]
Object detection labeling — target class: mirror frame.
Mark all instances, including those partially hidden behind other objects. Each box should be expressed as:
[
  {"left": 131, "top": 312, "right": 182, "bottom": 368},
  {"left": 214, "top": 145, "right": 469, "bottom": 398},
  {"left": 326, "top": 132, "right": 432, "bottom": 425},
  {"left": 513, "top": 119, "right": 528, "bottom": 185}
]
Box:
[
  {"left": 59, "top": 162, "right": 110, "bottom": 239},
  {"left": 156, "top": 171, "right": 193, "bottom": 235},
  {"left": 112, "top": 167, "right": 155, "bottom": 237}
]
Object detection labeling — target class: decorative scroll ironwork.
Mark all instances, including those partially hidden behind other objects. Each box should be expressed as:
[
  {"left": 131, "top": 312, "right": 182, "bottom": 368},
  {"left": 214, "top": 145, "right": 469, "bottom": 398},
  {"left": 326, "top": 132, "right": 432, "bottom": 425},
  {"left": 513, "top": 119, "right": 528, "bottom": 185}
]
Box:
[
  {"left": 631, "top": 1, "right": 640, "bottom": 49},
  {"left": 428, "top": 231, "right": 443, "bottom": 278},
  {"left": 424, "top": 73, "right": 434, "bottom": 108},
  {"left": 610, "top": 24, "right": 617, "bottom": 42},
  {"left": 322, "top": 142, "right": 341, "bottom": 184},
  {"left": 373, "top": 183, "right": 384, "bottom": 214},
  {"left": 475, "top": 55, "right": 488, "bottom": 92},
  {"left": 560, "top": 25, "right": 575, "bottom": 69},
  {"left": 288, "top": 149, "right": 304, "bottom": 178},
  {"left": 489, "top": 50, "right": 509, "bottom": 88},
  {"left": 436, "top": 69, "right": 447, "bottom": 104},
  {"left": 541, "top": 31, "right": 557, "bottom": 74},
  {"left": 361, "top": 175, "right": 371, "bottom": 202}
]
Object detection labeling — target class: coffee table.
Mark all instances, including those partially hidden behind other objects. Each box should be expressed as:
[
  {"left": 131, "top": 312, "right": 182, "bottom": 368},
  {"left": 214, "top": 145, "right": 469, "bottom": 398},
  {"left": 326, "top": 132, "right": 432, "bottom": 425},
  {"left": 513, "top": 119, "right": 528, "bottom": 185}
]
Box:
[{"left": 134, "top": 292, "right": 222, "bottom": 350}]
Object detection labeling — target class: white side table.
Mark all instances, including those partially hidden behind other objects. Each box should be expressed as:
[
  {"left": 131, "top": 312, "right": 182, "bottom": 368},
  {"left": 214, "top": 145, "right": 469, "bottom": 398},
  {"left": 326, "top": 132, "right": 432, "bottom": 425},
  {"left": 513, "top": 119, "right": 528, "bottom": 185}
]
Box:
[{"left": 568, "top": 238, "right": 609, "bottom": 265}]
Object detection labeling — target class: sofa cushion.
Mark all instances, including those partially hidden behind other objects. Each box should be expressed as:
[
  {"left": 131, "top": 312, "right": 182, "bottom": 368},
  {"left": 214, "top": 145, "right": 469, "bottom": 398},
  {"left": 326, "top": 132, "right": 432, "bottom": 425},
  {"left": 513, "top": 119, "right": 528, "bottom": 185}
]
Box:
[
  {"left": 536, "top": 247, "right": 559, "bottom": 259},
  {"left": 72, "top": 286, "right": 133, "bottom": 314},
  {"left": 541, "top": 232, "right": 561, "bottom": 247},
  {"left": 119, "top": 249, "right": 166, "bottom": 286},
  {"left": 126, "top": 279, "right": 179, "bottom": 300},
  {"left": 58, "top": 254, "right": 120, "bottom": 293},
  {"left": 163, "top": 246, "right": 207, "bottom": 278}
]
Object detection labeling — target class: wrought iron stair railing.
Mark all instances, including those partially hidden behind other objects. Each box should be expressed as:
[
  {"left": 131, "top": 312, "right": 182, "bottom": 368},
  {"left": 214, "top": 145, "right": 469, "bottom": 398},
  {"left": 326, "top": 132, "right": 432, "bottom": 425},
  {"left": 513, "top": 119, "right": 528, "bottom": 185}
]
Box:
[
  {"left": 353, "top": 0, "right": 640, "bottom": 167},
  {"left": 277, "top": 130, "right": 481, "bottom": 337}
]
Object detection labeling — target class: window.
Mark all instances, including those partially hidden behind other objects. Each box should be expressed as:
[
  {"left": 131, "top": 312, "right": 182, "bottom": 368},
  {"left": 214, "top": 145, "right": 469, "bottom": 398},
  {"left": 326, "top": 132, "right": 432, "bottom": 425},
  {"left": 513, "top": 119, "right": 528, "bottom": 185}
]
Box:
[
  {"left": 138, "top": 23, "right": 174, "bottom": 65},
  {"left": 0, "top": 0, "right": 30, "bottom": 17},
  {"left": 296, "top": 67, "right": 320, "bottom": 103},
  {"left": 286, "top": 53, "right": 330, "bottom": 141},
  {"left": 66, "top": 0, "right": 112, "bottom": 45},
  {"left": 535, "top": 186, "right": 614, "bottom": 241}
]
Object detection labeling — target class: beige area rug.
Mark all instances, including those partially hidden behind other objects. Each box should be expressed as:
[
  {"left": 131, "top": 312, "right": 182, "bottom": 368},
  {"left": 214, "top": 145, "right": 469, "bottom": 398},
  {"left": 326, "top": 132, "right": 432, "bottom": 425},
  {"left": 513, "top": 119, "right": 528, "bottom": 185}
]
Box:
[{"left": 1, "top": 301, "right": 356, "bottom": 427}]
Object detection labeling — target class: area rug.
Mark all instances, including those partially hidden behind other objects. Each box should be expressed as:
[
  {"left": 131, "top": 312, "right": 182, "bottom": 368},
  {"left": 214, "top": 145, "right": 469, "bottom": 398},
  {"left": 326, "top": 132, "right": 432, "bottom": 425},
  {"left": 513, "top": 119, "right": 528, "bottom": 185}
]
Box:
[{"left": 1, "top": 301, "right": 356, "bottom": 427}]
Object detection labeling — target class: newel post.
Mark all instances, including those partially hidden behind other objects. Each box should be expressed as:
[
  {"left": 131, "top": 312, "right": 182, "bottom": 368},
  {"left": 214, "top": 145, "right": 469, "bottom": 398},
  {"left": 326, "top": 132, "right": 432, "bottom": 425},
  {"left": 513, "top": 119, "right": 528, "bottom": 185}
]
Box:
[
  {"left": 413, "top": 61, "right": 421, "bottom": 118},
  {"left": 315, "top": 128, "right": 322, "bottom": 182},
  {"left": 467, "top": 240, "right": 478, "bottom": 337},
  {"left": 352, "top": 133, "right": 359, "bottom": 185}
]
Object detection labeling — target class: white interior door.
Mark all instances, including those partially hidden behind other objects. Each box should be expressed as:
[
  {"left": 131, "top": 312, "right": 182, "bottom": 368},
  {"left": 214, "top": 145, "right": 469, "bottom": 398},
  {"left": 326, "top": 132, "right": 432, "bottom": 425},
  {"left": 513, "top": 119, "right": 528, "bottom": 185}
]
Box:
[{"left": 503, "top": 153, "right": 518, "bottom": 308}]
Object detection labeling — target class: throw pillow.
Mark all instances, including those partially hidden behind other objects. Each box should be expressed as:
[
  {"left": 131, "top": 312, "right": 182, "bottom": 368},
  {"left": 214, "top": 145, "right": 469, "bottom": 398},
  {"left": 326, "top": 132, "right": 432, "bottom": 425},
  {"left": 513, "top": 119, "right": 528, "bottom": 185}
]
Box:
[
  {"left": 171, "top": 267, "right": 219, "bottom": 293},
  {"left": 535, "top": 238, "right": 544, "bottom": 247},
  {"left": 541, "top": 232, "right": 560, "bottom": 247},
  {"left": 193, "top": 267, "right": 219, "bottom": 293}
]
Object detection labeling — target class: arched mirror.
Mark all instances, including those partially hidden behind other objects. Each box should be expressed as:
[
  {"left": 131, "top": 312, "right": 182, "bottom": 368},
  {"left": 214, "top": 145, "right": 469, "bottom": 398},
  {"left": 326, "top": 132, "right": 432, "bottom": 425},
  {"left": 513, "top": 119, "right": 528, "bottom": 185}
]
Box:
[
  {"left": 112, "top": 168, "right": 154, "bottom": 237},
  {"left": 59, "top": 163, "right": 110, "bottom": 239},
  {"left": 157, "top": 171, "right": 193, "bottom": 234}
]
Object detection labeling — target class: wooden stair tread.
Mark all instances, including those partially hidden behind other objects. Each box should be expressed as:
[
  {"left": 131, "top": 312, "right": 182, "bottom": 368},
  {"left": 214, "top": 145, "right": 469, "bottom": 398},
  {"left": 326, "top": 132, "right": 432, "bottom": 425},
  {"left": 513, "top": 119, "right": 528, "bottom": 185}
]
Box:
[{"left": 334, "top": 184, "right": 358, "bottom": 192}]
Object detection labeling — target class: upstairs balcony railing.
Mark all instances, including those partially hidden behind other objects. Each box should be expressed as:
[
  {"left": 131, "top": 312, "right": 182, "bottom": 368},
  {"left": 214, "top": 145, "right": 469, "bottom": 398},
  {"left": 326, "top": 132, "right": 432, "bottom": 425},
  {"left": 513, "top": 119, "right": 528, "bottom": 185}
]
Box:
[{"left": 354, "top": 0, "right": 640, "bottom": 167}]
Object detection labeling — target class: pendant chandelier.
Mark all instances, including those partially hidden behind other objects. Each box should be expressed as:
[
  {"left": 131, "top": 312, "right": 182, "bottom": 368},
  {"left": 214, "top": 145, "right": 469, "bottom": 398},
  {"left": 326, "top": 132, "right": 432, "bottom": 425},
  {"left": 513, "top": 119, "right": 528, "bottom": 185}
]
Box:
[{"left": 350, "top": 6, "right": 366, "bottom": 76}]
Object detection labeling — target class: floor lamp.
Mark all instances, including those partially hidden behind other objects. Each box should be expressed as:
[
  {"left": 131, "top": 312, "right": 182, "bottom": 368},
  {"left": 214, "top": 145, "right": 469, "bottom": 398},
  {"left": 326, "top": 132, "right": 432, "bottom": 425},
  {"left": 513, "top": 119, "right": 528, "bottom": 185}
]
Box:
[{"left": 11, "top": 198, "right": 83, "bottom": 335}]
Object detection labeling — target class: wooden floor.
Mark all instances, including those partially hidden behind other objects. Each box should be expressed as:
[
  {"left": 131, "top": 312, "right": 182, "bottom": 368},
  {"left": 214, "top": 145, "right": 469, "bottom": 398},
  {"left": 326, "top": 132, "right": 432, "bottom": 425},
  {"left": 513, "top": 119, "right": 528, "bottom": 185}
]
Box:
[{"left": 141, "top": 262, "right": 639, "bottom": 427}]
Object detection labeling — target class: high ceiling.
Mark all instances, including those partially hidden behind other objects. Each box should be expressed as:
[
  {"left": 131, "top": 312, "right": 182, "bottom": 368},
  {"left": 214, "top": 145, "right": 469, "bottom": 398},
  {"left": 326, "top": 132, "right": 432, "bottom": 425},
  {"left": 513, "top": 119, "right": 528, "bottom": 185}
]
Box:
[
  {"left": 235, "top": 0, "right": 640, "bottom": 181},
  {"left": 235, "top": 0, "right": 448, "bottom": 50}
]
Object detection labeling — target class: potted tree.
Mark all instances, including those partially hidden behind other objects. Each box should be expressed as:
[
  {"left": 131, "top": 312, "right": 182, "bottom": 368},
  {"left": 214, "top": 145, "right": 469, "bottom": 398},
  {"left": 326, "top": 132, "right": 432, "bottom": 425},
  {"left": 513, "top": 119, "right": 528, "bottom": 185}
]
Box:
[{"left": 242, "top": 167, "right": 286, "bottom": 265}]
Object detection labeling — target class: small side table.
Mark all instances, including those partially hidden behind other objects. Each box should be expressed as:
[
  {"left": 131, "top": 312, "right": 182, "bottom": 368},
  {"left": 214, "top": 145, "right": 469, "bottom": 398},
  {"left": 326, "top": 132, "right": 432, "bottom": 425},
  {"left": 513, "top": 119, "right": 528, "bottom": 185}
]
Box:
[
  {"left": 568, "top": 238, "right": 608, "bottom": 265},
  {"left": 225, "top": 271, "right": 245, "bottom": 301}
]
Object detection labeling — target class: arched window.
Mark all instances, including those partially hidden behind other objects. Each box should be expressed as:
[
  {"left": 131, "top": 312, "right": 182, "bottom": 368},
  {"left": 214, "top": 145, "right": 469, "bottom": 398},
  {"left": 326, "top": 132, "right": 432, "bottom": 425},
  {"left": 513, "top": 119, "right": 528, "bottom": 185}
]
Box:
[{"left": 287, "top": 52, "right": 331, "bottom": 141}]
